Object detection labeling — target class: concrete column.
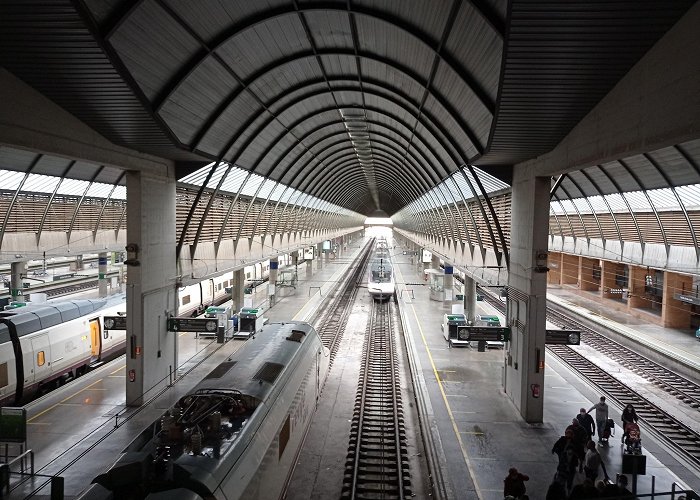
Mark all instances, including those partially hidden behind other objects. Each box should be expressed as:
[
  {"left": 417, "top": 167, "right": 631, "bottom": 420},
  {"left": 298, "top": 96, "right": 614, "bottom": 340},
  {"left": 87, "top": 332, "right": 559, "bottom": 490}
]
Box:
[
  {"left": 578, "top": 257, "right": 599, "bottom": 291},
  {"left": 10, "top": 261, "right": 26, "bottom": 300},
  {"left": 306, "top": 258, "right": 313, "bottom": 278},
  {"left": 444, "top": 264, "right": 454, "bottom": 302},
  {"left": 628, "top": 265, "right": 653, "bottom": 310},
  {"left": 316, "top": 243, "right": 323, "bottom": 270},
  {"left": 98, "top": 252, "right": 108, "bottom": 297},
  {"left": 504, "top": 174, "right": 549, "bottom": 423},
  {"left": 463, "top": 275, "right": 477, "bottom": 323},
  {"left": 662, "top": 271, "right": 693, "bottom": 328},
  {"left": 231, "top": 268, "right": 245, "bottom": 313},
  {"left": 268, "top": 258, "right": 278, "bottom": 307},
  {"left": 547, "top": 252, "right": 562, "bottom": 285},
  {"left": 125, "top": 172, "right": 177, "bottom": 407},
  {"left": 561, "top": 253, "right": 579, "bottom": 285}
]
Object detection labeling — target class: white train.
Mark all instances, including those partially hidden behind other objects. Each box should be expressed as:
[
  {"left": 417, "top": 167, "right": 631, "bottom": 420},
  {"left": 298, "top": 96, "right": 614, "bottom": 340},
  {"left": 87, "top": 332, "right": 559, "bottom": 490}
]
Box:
[
  {"left": 0, "top": 259, "right": 285, "bottom": 407},
  {"left": 367, "top": 239, "right": 396, "bottom": 301},
  {"left": 0, "top": 295, "right": 126, "bottom": 407},
  {"left": 80, "top": 321, "right": 330, "bottom": 500}
]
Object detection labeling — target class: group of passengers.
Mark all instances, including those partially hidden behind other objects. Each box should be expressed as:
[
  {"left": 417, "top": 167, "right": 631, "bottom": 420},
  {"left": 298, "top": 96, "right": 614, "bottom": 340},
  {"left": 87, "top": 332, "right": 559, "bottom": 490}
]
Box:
[
  {"left": 545, "top": 396, "right": 636, "bottom": 499},
  {"left": 505, "top": 396, "right": 638, "bottom": 499}
]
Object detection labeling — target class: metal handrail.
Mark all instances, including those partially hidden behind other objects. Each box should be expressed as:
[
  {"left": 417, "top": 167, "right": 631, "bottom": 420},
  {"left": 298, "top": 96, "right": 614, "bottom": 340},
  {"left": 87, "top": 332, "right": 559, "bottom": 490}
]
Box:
[{"left": 0, "top": 448, "right": 34, "bottom": 495}]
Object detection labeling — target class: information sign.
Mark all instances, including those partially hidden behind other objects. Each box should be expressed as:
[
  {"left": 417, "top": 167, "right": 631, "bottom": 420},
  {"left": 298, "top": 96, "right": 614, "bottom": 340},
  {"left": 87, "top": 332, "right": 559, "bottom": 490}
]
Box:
[
  {"left": 545, "top": 329, "right": 581, "bottom": 345},
  {"left": 167, "top": 317, "right": 219, "bottom": 333},
  {"left": 457, "top": 326, "right": 511, "bottom": 342},
  {"left": 103, "top": 315, "right": 127, "bottom": 330}
]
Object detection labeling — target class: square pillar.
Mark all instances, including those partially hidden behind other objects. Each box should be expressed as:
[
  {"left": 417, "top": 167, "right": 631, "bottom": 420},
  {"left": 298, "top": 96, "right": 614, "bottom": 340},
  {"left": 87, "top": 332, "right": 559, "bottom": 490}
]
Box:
[
  {"left": 628, "top": 265, "right": 653, "bottom": 310},
  {"left": 125, "top": 172, "right": 177, "bottom": 407},
  {"left": 561, "top": 253, "right": 579, "bottom": 285},
  {"left": 505, "top": 175, "right": 549, "bottom": 423},
  {"left": 663, "top": 271, "right": 693, "bottom": 328},
  {"left": 579, "top": 257, "right": 599, "bottom": 291},
  {"left": 547, "top": 251, "right": 562, "bottom": 285}
]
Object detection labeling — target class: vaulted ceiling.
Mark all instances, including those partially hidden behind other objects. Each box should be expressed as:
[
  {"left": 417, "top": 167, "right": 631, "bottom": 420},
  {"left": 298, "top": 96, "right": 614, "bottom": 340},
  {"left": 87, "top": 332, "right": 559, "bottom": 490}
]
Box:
[{"left": 0, "top": 0, "right": 695, "bottom": 216}]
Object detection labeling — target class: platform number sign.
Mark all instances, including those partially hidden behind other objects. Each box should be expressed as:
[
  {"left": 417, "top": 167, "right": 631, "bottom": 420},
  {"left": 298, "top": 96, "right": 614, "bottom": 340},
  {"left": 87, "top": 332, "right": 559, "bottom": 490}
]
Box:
[
  {"left": 167, "top": 317, "right": 219, "bottom": 333},
  {"left": 545, "top": 329, "right": 581, "bottom": 345}
]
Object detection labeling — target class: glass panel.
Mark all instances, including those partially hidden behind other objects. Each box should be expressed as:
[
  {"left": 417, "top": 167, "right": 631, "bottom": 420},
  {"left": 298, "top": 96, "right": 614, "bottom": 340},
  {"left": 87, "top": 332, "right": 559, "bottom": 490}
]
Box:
[
  {"left": 22, "top": 174, "right": 59, "bottom": 193},
  {"left": 0, "top": 170, "right": 26, "bottom": 191},
  {"left": 179, "top": 161, "right": 217, "bottom": 185},
  {"left": 646, "top": 188, "right": 679, "bottom": 211},
  {"left": 57, "top": 178, "right": 89, "bottom": 196},
  {"left": 677, "top": 184, "right": 700, "bottom": 210}
]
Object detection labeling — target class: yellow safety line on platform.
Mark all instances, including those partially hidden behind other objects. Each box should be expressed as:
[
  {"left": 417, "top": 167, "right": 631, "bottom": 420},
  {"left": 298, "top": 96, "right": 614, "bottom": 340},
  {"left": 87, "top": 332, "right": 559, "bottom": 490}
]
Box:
[
  {"left": 406, "top": 295, "right": 483, "bottom": 499},
  {"left": 28, "top": 378, "right": 104, "bottom": 422}
]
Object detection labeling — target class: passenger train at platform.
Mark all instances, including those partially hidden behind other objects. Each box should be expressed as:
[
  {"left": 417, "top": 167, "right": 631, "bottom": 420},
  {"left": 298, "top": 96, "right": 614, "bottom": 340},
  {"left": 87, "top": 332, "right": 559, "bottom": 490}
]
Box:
[
  {"left": 79, "top": 321, "right": 330, "bottom": 500},
  {"left": 367, "top": 238, "right": 396, "bottom": 301},
  {"left": 0, "top": 260, "right": 285, "bottom": 407}
]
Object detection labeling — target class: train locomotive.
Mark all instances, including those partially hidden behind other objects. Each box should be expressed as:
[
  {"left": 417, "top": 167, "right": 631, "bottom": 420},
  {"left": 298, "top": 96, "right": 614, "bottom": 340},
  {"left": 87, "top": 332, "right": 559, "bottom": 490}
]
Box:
[
  {"left": 80, "top": 321, "right": 330, "bottom": 500},
  {"left": 367, "top": 238, "right": 395, "bottom": 301}
]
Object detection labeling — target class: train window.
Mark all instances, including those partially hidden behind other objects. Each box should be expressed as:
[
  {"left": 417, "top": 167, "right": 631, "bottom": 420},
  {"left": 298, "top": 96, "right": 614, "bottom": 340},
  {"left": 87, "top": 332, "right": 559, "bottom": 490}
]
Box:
[
  {"left": 0, "top": 362, "right": 7, "bottom": 388},
  {"left": 217, "top": 284, "right": 222, "bottom": 291},
  {"left": 279, "top": 415, "right": 290, "bottom": 460},
  {"left": 37, "top": 351, "right": 46, "bottom": 367},
  {"left": 182, "top": 295, "right": 191, "bottom": 305}
]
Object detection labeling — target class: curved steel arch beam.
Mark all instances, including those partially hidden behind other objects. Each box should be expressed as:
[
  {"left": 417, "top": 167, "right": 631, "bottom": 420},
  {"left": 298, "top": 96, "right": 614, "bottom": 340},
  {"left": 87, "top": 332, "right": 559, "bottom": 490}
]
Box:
[
  {"left": 217, "top": 83, "right": 466, "bottom": 179},
  {"left": 594, "top": 166, "right": 643, "bottom": 248},
  {"left": 557, "top": 183, "right": 591, "bottom": 243},
  {"left": 551, "top": 195, "right": 577, "bottom": 242},
  {"left": 312, "top": 142, "right": 432, "bottom": 207},
  {"left": 36, "top": 161, "right": 75, "bottom": 246},
  {"left": 257, "top": 109, "right": 455, "bottom": 199},
  {"left": 564, "top": 175, "right": 605, "bottom": 245},
  {"left": 616, "top": 159, "right": 669, "bottom": 253},
  {"left": 93, "top": 171, "right": 126, "bottom": 242},
  {"left": 176, "top": 162, "right": 220, "bottom": 258},
  {"left": 197, "top": 50, "right": 483, "bottom": 159},
  {"left": 298, "top": 123, "right": 447, "bottom": 189},
  {"left": 457, "top": 166, "right": 501, "bottom": 262},
  {"left": 67, "top": 166, "right": 105, "bottom": 245},
  {"left": 579, "top": 169, "right": 623, "bottom": 252},
  {"left": 316, "top": 154, "right": 424, "bottom": 211},
  {"left": 643, "top": 152, "right": 699, "bottom": 260},
  {"left": 448, "top": 174, "right": 479, "bottom": 251},
  {"left": 146, "top": 5, "right": 495, "bottom": 118},
  {"left": 465, "top": 164, "right": 509, "bottom": 267},
  {"left": 0, "top": 154, "right": 41, "bottom": 251},
  {"left": 300, "top": 136, "right": 440, "bottom": 202}
]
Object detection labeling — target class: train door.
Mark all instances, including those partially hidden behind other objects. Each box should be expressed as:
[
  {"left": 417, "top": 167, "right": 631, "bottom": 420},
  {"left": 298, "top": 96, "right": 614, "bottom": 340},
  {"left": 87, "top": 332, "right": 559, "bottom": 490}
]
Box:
[
  {"left": 30, "top": 334, "right": 51, "bottom": 383},
  {"left": 89, "top": 317, "right": 102, "bottom": 362}
]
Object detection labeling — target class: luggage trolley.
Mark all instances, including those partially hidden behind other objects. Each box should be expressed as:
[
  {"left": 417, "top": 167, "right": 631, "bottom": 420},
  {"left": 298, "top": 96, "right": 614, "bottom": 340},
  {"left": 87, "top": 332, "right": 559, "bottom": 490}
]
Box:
[
  {"left": 234, "top": 307, "right": 266, "bottom": 339},
  {"left": 442, "top": 313, "right": 469, "bottom": 347}
]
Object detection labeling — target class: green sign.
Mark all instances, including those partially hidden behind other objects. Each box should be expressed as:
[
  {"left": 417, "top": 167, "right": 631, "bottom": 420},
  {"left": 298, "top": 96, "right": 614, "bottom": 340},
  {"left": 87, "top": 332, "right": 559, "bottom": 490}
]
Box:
[
  {"left": 0, "top": 407, "right": 27, "bottom": 442},
  {"left": 168, "top": 317, "right": 219, "bottom": 333}
]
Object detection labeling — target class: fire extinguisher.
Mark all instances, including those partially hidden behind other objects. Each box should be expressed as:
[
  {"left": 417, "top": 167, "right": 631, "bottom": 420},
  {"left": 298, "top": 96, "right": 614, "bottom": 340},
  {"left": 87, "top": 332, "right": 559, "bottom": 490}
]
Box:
[
  {"left": 531, "top": 383, "right": 540, "bottom": 398},
  {"left": 129, "top": 369, "right": 136, "bottom": 382}
]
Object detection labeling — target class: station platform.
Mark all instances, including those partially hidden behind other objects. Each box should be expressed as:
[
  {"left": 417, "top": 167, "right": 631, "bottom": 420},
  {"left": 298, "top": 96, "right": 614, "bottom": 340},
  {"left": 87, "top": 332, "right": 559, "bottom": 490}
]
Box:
[{"left": 11, "top": 236, "right": 700, "bottom": 499}]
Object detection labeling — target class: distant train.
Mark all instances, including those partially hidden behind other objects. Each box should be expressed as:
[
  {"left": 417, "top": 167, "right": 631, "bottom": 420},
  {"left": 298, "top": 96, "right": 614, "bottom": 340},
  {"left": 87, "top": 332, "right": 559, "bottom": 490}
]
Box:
[
  {"left": 0, "top": 259, "right": 288, "bottom": 407},
  {"left": 367, "top": 238, "right": 396, "bottom": 301},
  {"left": 79, "top": 321, "right": 330, "bottom": 500}
]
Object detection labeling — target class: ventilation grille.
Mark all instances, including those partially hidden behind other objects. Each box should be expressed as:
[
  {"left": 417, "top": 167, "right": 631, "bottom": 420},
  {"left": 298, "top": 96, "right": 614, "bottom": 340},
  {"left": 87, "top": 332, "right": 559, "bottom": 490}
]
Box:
[
  {"left": 253, "top": 362, "right": 284, "bottom": 384},
  {"left": 286, "top": 330, "right": 306, "bottom": 343},
  {"left": 204, "top": 361, "right": 237, "bottom": 379}
]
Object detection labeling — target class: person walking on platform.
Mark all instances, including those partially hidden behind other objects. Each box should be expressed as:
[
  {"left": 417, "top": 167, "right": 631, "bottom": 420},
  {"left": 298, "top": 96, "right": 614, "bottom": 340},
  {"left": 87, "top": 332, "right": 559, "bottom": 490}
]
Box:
[
  {"left": 503, "top": 467, "right": 529, "bottom": 498},
  {"left": 621, "top": 404, "right": 639, "bottom": 443},
  {"left": 577, "top": 407, "right": 595, "bottom": 442},
  {"left": 588, "top": 396, "right": 609, "bottom": 442},
  {"left": 583, "top": 441, "right": 601, "bottom": 481}
]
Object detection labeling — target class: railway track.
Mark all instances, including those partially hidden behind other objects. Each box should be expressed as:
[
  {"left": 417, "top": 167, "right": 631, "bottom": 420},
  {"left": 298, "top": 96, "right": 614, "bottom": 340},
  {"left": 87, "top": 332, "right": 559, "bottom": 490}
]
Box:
[
  {"left": 342, "top": 300, "right": 412, "bottom": 499},
  {"left": 546, "top": 307, "right": 700, "bottom": 410},
  {"left": 478, "top": 287, "right": 700, "bottom": 470},
  {"left": 313, "top": 240, "right": 373, "bottom": 364}
]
